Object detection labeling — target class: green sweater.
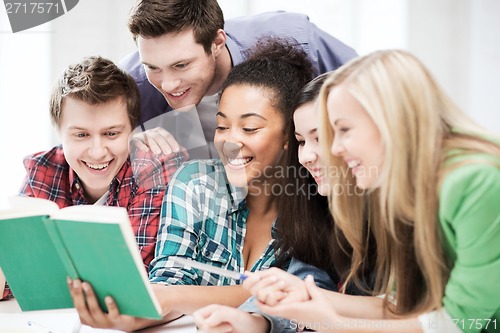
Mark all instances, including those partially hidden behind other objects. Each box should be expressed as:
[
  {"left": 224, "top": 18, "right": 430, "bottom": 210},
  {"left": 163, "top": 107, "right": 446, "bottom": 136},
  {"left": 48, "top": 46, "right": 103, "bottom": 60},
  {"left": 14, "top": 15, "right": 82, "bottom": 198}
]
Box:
[{"left": 439, "top": 155, "right": 500, "bottom": 333}]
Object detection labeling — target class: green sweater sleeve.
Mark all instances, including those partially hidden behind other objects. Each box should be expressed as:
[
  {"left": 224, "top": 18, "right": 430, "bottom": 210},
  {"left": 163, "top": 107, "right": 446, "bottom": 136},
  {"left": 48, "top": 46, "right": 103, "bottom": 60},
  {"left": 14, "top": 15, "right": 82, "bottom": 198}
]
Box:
[{"left": 439, "top": 161, "right": 500, "bottom": 333}]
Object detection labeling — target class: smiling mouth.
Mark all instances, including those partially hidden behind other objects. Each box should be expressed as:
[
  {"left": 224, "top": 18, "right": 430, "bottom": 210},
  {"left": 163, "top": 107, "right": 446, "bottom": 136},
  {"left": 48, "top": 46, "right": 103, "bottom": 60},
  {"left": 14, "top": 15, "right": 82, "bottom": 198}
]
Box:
[
  {"left": 169, "top": 89, "right": 188, "bottom": 97},
  {"left": 347, "top": 160, "right": 360, "bottom": 169},
  {"left": 85, "top": 161, "right": 111, "bottom": 170},
  {"left": 311, "top": 172, "right": 323, "bottom": 180},
  {"left": 227, "top": 156, "right": 253, "bottom": 166}
]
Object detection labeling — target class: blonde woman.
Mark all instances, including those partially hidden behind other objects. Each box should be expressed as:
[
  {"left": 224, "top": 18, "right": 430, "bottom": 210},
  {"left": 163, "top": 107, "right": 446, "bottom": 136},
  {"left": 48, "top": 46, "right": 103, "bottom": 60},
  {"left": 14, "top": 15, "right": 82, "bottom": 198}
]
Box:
[{"left": 243, "top": 50, "right": 500, "bottom": 333}]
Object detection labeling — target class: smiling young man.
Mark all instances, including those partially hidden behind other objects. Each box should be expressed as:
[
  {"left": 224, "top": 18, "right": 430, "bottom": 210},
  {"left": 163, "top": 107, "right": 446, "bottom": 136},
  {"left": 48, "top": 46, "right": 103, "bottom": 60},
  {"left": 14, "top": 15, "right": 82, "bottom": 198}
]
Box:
[
  {"left": 121, "top": 0, "right": 357, "bottom": 157},
  {"left": 17, "top": 55, "right": 181, "bottom": 267},
  {"left": 2, "top": 56, "right": 184, "bottom": 300}
]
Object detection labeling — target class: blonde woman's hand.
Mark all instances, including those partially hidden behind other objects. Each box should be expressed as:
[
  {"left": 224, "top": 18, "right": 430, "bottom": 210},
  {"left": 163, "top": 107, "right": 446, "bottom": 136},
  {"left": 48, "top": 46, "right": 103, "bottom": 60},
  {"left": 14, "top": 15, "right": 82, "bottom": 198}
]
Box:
[
  {"left": 194, "top": 304, "right": 269, "bottom": 333},
  {"left": 257, "top": 275, "right": 341, "bottom": 333},
  {"left": 243, "top": 267, "right": 310, "bottom": 306}
]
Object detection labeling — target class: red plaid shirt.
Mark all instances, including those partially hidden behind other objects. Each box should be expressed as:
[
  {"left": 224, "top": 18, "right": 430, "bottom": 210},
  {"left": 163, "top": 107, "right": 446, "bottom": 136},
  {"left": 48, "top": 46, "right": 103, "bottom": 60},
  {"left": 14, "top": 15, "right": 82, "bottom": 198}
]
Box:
[{"left": 1, "top": 145, "right": 183, "bottom": 300}]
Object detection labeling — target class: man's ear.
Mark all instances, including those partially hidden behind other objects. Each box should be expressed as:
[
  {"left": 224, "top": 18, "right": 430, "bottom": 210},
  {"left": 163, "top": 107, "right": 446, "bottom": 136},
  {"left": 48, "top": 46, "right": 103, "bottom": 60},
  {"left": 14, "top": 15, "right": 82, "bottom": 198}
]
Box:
[{"left": 211, "top": 29, "right": 227, "bottom": 57}]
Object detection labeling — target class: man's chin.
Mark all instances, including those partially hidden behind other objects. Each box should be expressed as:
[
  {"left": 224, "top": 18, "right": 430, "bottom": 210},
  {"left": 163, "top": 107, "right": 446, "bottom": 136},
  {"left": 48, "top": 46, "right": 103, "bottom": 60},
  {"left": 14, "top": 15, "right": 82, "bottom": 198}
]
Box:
[{"left": 171, "top": 103, "right": 197, "bottom": 113}]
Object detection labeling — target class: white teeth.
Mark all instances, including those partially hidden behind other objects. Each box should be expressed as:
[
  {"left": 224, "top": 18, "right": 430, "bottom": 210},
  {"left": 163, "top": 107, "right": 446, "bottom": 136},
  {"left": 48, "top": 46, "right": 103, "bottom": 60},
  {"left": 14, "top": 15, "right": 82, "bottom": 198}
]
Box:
[
  {"left": 347, "top": 160, "right": 360, "bottom": 168},
  {"left": 85, "top": 161, "right": 110, "bottom": 170},
  {"left": 227, "top": 157, "right": 252, "bottom": 166},
  {"left": 171, "top": 90, "right": 186, "bottom": 97}
]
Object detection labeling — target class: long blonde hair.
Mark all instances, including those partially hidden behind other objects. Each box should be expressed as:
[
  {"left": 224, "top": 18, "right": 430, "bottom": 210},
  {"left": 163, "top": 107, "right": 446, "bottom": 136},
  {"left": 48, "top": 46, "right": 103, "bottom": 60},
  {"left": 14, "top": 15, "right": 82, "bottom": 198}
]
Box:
[{"left": 318, "top": 49, "right": 500, "bottom": 314}]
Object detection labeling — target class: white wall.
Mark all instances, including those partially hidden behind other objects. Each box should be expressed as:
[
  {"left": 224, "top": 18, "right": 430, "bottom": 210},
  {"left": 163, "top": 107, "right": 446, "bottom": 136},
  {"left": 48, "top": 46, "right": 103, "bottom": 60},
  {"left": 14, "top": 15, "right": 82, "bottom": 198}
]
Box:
[
  {"left": 49, "top": 0, "right": 136, "bottom": 82},
  {"left": 469, "top": 0, "right": 500, "bottom": 133},
  {"left": 0, "top": 12, "right": 52, "bottom": 207},
  {"left": 1, "top": 0, "right": 499, "bottom": 208}
]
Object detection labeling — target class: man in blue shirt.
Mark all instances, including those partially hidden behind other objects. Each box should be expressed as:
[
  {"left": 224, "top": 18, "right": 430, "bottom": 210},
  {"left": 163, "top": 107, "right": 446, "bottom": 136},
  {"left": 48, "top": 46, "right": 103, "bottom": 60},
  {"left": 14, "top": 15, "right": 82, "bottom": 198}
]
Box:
[{"left": 121, "top": 0, "right": 357, "bottom": 157}]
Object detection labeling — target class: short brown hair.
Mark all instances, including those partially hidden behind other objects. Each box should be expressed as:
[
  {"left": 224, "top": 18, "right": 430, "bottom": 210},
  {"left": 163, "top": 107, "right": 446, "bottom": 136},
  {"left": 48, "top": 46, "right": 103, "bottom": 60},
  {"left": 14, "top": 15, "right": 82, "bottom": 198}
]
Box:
[
  {"left": 128, "top": 0, "right": 224, "bottom": 54},
  {"left": 50, "top": 56, "right": 140, "bottom": 129}
]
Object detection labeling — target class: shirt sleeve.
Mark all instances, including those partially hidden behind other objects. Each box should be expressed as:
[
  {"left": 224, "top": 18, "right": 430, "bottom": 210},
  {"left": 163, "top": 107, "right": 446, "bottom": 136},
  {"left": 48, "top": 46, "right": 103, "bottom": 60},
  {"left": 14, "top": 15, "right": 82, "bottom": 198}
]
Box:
[
  {"left": 418, "top": 309, "right": 462, "bottom": 333},
  {"left": 239, "top": 258, "right": 339, "bottom": 333},
  {"left": 439, "top": 162, "right": 500, "bottom": 333},
  {"left": 129, "top": 151, "right": 184, "bottom": 271},
  {"left": 148, "top": 163, "right": 204, "bottom": 285},
  {"left": 225, "top": 11, "right": 357, "bottom": 77},
  {"left": 18, "top": 174, "right": 33, "bottom": 197},
  {"left": 305, "top": 20, "right": 358, "bottom": 75},
  {"left": 18, "top": 155, "right": 38, "bottom": 197}
]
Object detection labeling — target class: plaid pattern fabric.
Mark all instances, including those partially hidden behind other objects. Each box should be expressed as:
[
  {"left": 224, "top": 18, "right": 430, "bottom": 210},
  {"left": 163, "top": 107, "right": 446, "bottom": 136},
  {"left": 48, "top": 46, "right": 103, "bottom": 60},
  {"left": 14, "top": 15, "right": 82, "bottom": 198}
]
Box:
[
  {"left": 149, "top": 159, "right": 278, "bottom": 286},
  {"left": 18, "top": 145, "right": 184, "bottom": 269}
]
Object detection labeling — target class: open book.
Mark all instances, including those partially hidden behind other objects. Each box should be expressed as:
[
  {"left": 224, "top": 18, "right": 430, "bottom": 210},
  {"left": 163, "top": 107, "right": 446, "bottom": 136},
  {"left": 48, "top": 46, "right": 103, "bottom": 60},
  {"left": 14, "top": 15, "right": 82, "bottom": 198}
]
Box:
[{"left": 0, "top": 196, "right": 162, "bottom": 319}]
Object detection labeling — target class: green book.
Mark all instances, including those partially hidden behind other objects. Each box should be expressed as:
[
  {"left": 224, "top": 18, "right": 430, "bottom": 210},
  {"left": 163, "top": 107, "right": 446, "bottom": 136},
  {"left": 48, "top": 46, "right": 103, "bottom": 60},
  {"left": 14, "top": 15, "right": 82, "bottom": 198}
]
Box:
[{"left": 0, "top": 196, "right": 162, "bottom": 319}]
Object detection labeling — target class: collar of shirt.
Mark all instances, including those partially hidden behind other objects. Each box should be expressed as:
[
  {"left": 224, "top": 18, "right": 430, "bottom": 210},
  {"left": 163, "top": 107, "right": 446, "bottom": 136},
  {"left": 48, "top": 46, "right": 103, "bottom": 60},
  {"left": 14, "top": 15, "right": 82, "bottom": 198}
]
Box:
[
  {"left": 68, "top": 158, "right": 131, "bottom": 205},
  {"left": 213, "top": 163, "right": 247, "bottom": 215},
  {"left": 225, "top": 33, "right": 244, "bottom": 67}
]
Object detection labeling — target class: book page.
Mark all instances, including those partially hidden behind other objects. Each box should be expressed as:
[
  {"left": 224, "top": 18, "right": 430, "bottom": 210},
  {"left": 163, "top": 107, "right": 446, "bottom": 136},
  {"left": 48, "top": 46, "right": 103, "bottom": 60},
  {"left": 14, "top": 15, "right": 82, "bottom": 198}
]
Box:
[
  {"left": 51, "top": 205, "right": 129, "bottom": 224},
  {"left": 0, "top": 196, "right": 59, "bottom": 219}
]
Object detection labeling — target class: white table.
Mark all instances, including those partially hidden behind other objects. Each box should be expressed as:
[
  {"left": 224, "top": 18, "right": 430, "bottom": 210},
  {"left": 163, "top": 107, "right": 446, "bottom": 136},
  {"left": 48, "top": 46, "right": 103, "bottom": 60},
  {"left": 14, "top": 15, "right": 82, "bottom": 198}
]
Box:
[{"left": 0, "top": 298, "right": 198, "bottom": 333}]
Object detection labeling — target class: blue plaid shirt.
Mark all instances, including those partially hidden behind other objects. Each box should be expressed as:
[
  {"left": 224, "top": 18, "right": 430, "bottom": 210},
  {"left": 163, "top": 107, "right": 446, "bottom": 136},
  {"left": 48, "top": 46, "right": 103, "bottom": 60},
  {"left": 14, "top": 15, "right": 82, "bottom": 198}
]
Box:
[{"left": 149, "top": 159, "right": 277, "bottom": 286}]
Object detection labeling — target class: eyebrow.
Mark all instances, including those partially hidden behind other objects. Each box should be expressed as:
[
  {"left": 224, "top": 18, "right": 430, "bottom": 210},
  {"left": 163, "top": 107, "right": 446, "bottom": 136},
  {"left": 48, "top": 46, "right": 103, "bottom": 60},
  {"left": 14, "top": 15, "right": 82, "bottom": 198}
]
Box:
[
  {"left": 141, "top": 60, "right": 161, "bottom": 69},
  {"left": 68, "top": 125, "right": 127, "bottom": 131},
  {"left": 105, "top": 125, "right": 127, "bottom": 130},
  {"left": 217, "top": 111, "right": 268, "bottom": 121},
  {"left": 294, "top": 128, "right": 317, "bottom": 136},
  {"left": 142, "top": 57, "right": 195, "bottom": 69}
]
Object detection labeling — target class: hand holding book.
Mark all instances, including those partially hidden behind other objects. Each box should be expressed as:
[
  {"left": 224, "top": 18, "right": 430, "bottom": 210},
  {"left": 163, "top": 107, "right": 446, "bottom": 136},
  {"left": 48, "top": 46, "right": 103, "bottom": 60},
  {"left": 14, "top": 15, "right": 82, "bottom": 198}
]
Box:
[{"left": 0, "top": 267, "right": 6, "bottom": 300}]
